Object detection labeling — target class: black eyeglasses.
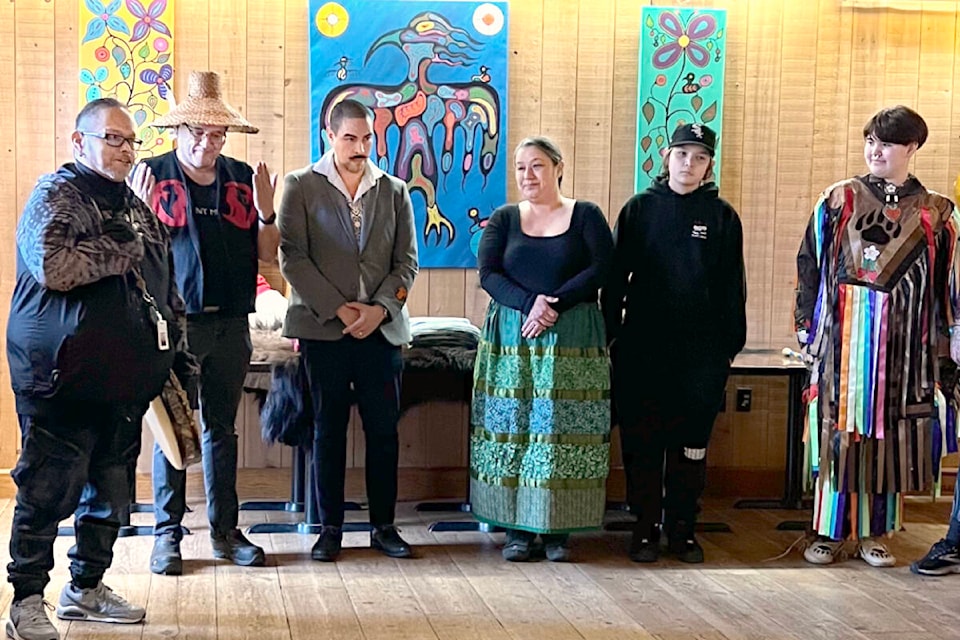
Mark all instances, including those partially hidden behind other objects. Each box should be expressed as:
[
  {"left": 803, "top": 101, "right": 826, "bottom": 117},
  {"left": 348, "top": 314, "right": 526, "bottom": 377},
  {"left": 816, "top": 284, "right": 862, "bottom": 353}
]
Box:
[
  {"left": 80, "top": 131, "right": 143, "bottom": 150},
  {"left": 183, "top": 125, "right": 227, "bottom": 146}
]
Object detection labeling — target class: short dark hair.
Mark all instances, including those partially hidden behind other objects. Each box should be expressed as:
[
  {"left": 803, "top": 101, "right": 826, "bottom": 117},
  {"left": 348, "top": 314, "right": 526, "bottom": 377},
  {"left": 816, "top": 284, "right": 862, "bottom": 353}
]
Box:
[
  {"left": 328, "top": 99, "right": 373, "bottom": 134},
  {"left": 862, "top": 105, "right": 928, "bottom": 148},
  {"left": 76, "top": 98, "right": 127, "bottom": 130},
  {"left": 515, "top": 136, "right": 564, "bottom": 186}
]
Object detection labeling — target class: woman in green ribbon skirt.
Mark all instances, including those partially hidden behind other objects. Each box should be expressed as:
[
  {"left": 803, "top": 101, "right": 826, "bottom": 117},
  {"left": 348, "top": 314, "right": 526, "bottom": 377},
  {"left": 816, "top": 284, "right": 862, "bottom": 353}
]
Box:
[{"left": 472, "top": 136, "right": 613, "bottom": 562}]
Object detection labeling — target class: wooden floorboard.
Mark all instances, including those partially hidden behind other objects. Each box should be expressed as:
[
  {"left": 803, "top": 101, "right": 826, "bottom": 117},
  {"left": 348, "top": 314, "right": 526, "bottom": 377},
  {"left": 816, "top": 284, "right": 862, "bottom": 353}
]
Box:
[{"left": 0, "top": 497, "right": 955, "bottom": 638}]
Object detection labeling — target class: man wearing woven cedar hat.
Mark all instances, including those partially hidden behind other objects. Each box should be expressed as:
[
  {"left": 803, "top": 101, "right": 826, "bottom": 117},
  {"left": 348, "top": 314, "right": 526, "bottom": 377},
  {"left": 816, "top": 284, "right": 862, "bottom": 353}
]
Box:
[{"left": 129, "top": 70, "right": 279, "bottom": 575}]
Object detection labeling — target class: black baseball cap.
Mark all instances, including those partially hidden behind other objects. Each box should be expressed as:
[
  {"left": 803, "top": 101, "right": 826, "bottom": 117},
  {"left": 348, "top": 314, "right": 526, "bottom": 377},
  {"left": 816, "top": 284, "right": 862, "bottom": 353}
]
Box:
[{"left": 668, "top": 123, "right": 717, "bottom": 156}]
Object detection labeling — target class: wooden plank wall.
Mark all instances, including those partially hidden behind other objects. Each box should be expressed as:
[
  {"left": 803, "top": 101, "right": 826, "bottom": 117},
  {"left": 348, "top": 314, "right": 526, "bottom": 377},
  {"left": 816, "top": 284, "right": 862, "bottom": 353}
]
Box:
[{"left": 5, "top": 0, "right": 960, "bottom": 482}]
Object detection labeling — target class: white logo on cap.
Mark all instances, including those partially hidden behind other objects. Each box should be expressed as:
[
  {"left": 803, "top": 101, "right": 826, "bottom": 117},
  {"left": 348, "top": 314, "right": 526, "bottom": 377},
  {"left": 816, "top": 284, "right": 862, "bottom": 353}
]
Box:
[{"left": 691, "top": 124, "right": 704, "bottom": 139}]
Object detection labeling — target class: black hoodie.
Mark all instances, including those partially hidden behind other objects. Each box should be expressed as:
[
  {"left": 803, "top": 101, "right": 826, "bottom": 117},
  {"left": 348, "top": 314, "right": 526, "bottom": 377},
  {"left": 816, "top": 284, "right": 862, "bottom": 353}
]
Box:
[
  {"left": 602, "top": 177, "right": 747, "bottom": 365},
  {"left": 601, "top": 178, "right": 746, "bottom": 435}
]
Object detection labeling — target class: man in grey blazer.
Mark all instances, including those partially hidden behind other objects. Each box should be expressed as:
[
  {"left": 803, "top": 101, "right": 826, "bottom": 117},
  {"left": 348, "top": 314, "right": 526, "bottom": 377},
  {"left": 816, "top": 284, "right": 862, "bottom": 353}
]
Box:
[{"left": 278, "top": 99, "right": 418, "bottom": 561}]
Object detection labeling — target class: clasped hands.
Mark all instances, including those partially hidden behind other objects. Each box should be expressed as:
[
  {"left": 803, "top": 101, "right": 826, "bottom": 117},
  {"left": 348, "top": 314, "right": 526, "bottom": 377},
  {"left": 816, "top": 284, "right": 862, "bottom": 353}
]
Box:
[
  {"left": 338, "top": 302, "right": 386, "bottom": 339},
  {"left": 521, "top": 294, "right": 558, "bottom": 339}
]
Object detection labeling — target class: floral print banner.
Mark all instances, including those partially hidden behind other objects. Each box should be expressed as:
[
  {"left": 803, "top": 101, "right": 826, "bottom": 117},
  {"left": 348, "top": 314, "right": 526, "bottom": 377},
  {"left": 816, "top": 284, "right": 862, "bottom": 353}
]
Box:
[
  {"left": 79, "top": 0, "right": 175, "bottom": 157},
  {"left": 635, "top": 7, "right": 726, "bottom": 192}
]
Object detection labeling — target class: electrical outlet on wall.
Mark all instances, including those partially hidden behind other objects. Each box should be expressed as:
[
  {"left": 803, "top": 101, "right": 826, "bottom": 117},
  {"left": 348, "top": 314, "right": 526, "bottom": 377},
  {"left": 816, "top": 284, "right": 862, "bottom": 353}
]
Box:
[{"left": 736, "top": 388, "right": 752, "bottom": 412}]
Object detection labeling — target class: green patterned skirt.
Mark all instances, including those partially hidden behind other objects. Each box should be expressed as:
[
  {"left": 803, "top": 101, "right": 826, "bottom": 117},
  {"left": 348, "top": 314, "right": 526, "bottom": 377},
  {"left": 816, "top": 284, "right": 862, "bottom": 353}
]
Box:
[{"left": 469, "top": 300, "right": 611, "bottom": 534}]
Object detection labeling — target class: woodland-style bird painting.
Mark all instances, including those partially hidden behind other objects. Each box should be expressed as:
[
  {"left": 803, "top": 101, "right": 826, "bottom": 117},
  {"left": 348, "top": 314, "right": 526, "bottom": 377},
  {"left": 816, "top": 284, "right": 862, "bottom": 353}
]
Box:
[{"left": 310, "top": 0, "right": 508, "bottom": 268}]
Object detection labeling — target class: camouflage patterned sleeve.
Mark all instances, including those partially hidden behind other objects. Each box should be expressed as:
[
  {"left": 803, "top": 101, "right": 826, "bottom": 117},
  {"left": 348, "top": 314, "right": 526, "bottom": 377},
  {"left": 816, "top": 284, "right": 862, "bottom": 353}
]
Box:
[{"left": 17, "top": 179, "right": 144, "bottom": 291}]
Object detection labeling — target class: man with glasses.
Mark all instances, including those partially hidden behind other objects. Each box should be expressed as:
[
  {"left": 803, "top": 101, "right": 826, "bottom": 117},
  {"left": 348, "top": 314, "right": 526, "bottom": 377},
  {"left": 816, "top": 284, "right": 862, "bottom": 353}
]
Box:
[
  {"left": 129, "top": 71, "right": 279, "bottom": 576},
  {"left": 6, "top": 98, "right": 193, "bottom": 640}
]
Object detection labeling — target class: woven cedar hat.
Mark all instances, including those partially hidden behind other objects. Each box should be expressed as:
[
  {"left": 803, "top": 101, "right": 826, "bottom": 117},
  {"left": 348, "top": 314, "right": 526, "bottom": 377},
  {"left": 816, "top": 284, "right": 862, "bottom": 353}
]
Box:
[{"left": 152, "top": 71, "right": 258, "bottom": 133}]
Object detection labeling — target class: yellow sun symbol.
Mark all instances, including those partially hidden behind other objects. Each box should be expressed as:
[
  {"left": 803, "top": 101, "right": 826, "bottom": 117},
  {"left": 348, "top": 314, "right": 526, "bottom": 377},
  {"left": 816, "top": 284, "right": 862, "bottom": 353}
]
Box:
[{"left": 315, "top": 2, "right": 349, "bottom": 38}]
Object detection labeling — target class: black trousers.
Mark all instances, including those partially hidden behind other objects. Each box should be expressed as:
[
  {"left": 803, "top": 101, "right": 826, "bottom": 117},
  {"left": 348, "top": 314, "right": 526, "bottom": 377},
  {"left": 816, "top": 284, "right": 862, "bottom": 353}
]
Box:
[
  {"left": 619, "top": 407, "right": 709, "bottom": 534},
  {"left": 301, "top": 334, "right": 402, "bottom": 527},
  {"left": 8, "top": 406, "right": 143, "bottom": 601},
  {"left": 153, "top": 314, "right": 251, "bottom": 539}
]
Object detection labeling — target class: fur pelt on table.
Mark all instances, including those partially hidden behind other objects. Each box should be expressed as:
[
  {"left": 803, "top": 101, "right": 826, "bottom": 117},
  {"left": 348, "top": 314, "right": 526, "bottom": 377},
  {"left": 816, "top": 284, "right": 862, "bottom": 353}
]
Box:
[
  {"left": 403, "top": 345, "right": 476, "bottom": 372},
  {"left": 250, "top": 327, "right": 297, "bottom": 365}
]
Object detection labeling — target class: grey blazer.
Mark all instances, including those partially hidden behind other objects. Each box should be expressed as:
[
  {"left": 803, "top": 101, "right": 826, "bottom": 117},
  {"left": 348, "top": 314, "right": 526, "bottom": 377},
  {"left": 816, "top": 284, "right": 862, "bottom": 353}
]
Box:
[{"left": 278, "top": 164, "right": 418, "bottom": 345}]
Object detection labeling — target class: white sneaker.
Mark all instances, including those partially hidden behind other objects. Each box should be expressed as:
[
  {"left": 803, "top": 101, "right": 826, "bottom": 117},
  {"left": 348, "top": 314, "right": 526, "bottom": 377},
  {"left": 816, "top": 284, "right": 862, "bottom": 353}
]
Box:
[
  {"left": 858, "top": 537, "right": 896, "bottom": 567},
  {"left": 803, "top": 537, "right": 845, "bottom": 564},
  {"left": 55, "top": 582, "right": 144, "bottom": 624}
]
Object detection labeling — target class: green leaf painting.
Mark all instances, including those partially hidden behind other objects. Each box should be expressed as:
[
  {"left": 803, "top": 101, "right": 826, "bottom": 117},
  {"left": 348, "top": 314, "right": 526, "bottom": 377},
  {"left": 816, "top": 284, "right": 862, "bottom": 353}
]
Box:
[{"left": 635, "top": 7, "right": 727, "bottom": 192}]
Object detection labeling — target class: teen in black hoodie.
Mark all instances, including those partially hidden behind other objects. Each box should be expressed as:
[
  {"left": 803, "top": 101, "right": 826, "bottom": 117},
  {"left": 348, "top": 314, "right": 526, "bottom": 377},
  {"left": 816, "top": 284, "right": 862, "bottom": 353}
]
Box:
[{"left": 601, "top": 123, "right": 746, "bottom": 564}]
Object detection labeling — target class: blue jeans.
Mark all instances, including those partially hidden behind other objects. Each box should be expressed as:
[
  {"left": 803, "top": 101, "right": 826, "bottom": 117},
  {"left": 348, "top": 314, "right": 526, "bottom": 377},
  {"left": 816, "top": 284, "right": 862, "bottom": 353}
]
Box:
[
  {"left": 301, "top": 334, "right": 402, "bottom": 527},
  {"left": 7, "top": 406, "right": 143, "bottom": 600},
  {"left": 152, "top": 315, "right": 251, "bottom": 539}
]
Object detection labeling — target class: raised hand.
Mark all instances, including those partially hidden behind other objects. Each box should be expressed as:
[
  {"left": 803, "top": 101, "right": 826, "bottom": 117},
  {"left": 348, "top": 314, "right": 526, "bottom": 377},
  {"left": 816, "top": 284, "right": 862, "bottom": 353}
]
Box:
[
  {"left": 128, "top": 162, "right": 156, "bottom": 208},
  {"left": 253, "top": 161, "right": 277, "bottom": 220}
]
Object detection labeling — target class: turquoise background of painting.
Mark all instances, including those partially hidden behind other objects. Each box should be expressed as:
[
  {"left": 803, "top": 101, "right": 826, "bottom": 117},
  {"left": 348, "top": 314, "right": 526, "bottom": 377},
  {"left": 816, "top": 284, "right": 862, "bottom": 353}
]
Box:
[{"left": 635, "top": 7, "right": 727, "bottom": 194}]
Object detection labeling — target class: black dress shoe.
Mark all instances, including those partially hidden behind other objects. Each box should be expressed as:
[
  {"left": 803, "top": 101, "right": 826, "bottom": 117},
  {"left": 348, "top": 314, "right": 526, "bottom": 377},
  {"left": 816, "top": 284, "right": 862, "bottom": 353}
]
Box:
[
  {"left": 211, "top": 529, "right": 266, "bottom": 567},
  {"left": 371, "top": 525, "right": 413, "bottom": 558},
  {"left": 151, "top": 531, "right": 183, "bottom": 575},
  {"left": 312, "top": 525, "right": 343, "bottom": 562}
]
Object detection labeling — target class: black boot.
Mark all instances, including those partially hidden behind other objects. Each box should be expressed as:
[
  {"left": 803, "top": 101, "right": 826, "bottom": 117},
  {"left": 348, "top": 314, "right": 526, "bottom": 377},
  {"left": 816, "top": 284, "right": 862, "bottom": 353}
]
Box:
[
  {"left": 629, "top": 523, "right": 661, "bottom": 563},
  {"left": 211, "top": 529, "right": 266, "bottom": 566},
  {"left": 151, "top": 531, "right": 183, "bottom": 575}
]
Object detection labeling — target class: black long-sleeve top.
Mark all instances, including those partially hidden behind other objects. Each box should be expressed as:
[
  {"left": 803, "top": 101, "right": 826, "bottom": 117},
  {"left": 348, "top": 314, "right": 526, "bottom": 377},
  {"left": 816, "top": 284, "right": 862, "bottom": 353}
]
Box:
[
  {"left": 601, "top": 178, "right": 747, "bottom": 362},
  {"left": 477, "top": 201, "right": 613, "bottom": 314}
]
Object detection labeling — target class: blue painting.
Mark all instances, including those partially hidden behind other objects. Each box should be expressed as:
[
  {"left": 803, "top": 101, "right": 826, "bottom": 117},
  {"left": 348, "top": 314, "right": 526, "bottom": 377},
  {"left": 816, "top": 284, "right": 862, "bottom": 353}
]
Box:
[
  {"left": 309, "top": 0, "right": 509, "bottom": 268},
  {"left": 636, "top": 7, "right": 727, "bottom": 193}
]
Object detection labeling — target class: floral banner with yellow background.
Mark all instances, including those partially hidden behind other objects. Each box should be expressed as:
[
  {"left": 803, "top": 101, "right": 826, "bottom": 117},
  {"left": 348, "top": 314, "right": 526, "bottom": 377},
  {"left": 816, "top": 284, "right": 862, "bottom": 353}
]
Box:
[
  {"left": 635, "top": 7, "right": 726, "bottom": 193},
  {"left": 79, "top": 0, "right": 175, "bottom": 157}
]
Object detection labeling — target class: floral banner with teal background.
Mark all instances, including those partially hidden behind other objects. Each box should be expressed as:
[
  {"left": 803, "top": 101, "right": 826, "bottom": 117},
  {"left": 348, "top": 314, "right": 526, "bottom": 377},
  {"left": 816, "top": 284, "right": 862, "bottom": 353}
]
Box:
[{"left": 635, "top": 7, "right": 726, "bottom": 193}]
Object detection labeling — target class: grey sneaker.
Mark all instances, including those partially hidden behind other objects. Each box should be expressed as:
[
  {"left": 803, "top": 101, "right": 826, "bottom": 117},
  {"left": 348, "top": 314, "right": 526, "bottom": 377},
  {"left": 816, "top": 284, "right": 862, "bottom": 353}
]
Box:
[
  {"left": 6, "top": 595, "right": 59, "bottom": 640},
  {"left": 55, "top": 582, "right": 144, "bottom": 624}
]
